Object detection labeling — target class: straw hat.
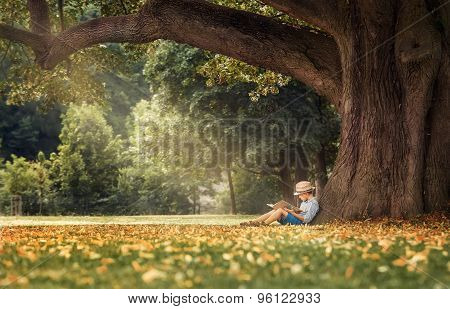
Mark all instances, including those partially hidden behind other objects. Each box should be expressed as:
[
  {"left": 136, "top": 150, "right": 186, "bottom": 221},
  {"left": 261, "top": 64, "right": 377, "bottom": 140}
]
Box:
[{"left": 293, "top": 181, "right": 315, "bottom": 195}]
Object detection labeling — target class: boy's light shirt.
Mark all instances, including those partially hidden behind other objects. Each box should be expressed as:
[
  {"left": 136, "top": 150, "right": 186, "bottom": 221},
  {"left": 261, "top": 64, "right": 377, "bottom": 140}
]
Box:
[{"left": 298, "top": 197, "right": 319, "bottom": 223}]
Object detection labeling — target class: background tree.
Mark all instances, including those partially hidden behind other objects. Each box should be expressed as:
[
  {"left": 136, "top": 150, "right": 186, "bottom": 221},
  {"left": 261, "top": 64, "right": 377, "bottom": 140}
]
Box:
[
  {"left": 0, "top": 154, "right": 51, "bottom": 215},
  {"left": 0, "top": 102, "right": 63, "bottom": 160},
  {"left": 120, "top": 98, "right": 214, "bottom": 215},
  {"left": 51, "top": 104, "right": 123, "bottom": 214}
]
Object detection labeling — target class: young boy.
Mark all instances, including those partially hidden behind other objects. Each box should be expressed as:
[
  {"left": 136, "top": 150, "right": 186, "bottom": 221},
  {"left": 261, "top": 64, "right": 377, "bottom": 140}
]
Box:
[{"left": 240, "top": 181, "right": 319, "bottom": 226}]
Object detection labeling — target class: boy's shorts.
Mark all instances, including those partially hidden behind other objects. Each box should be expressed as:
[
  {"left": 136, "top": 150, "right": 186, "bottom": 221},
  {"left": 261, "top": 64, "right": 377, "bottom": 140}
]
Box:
[{"left": 277, "top": 213, "right": 305, "bottom": 225}]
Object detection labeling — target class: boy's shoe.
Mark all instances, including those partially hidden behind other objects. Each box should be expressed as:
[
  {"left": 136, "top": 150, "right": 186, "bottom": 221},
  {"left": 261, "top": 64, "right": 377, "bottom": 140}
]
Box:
[
  {"left": 240, "top": 221, "right": 269, "bottom": 227},
  {"left": 239, "top": 221, "right": 254, "bottom": 226},
  {"left": 250, "top": 221, "right": 268, "bottom": 227}
]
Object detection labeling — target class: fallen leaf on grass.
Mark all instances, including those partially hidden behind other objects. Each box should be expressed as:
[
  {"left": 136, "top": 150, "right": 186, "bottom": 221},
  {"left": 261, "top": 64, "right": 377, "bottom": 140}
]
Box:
[
  {"left": 345, "top": 266, "right": 354, "bottom": 278},
  {"left": 362, "top": 253, "right": 381, "bottom": 260},
  {"left": 142, "top": 268, "right": 166, "bottom": 283},
  {"left": 88, "top": 252, "right": 101, "bottom": 260},
  {"left": 96, "top": 265, "right": 108, "bottom": 274},
  {"left": 392, "top": 258, "right": 407, "bottom": 267},
  {"left": 131, "top": 260, "right": 143, "bottom": 272},
  {"left": 100, "top": 257, "right": 115, "bottom": 265}
]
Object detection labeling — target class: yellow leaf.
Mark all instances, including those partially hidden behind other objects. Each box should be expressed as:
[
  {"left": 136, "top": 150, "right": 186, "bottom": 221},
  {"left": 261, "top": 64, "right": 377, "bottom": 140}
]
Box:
[
  {"left": 39, "top": 270, "right": 65, "bottom": 280},
  {"left": 237, "top": 273, "right": 251, "bottom": 281},
  {"left": 131, "top": 260, "right": 143, "bottom": 272},
  {"left": 290, "top": 264, "right": 303, "bottom": 274},
  {"left": 325, "top": 245, "right": 333, "bottom": 256},
  {"left": 100, "top": 258, "right": 115, "bottom": 265},
  {"left": 377, "top": 265, "right": 389, "bottom": 273},
  {"left": 2, "top": 260, "right": 13, "bottom": 268},
  {"left": 246, "top": 252, "right": 255, "bottom": 263},
  {"left": 410, "top": 250, "right": 429, "bottom": 263},
  {"left": 362, "top": 253, "right": 380, "bottom": 260},
  {"left": 222, "top": 253, "right": 233, "bottom": 261},
  {"left": 142, "top": 269, "right": 166, "bottom": 283},
  {"left": 392, "top": 258, "right": 407, "bottom": 267},
  {"left": 91, "top": 239, "right": 105, "bottom": 247},
  {"left": 88, "top": 252, "right": 101, "bottom": 260},
  {"left": 378, "top": 239, "right": 393, "bottom": 252},
  {"left": 58, "top": 249, "right": 71, "bottom": 259},
  {"left": 77, "top": 277, "right": 94, "bottom": 286},
  {"left": 120, "top": 244, "right": 142, "bottom": 255},
  {"left": 345, "top": 266, "right": 354, "bottom": 278},
  {"left": 229, "top": 262, "right": 241, "bottom": 274},
  {"left": 96, "top": 265, "right": 108, "bottom": 274},
  {"left": 138, "top": 252, "right": 154, "bottom": 259},
  {"left": 260, "top": 252, "right": 276, "bottom": 262}
]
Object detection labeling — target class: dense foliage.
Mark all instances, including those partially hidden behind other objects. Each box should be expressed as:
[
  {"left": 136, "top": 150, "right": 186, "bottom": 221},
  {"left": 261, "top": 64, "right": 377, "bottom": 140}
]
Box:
[
  {"left": 0, "top": 39, "right": 340, "bottom": 215},
  {"left": 0, "top": 1, "right": 340, "bottom": 216}
]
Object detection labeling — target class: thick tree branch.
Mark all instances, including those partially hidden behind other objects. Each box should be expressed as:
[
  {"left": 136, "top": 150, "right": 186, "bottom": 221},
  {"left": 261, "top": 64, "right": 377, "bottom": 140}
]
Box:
[
  {"left": 155, "top": 0, "right": 342, "bottom": 104},
  {"left": 0, "top": 0, "right": 342, "bottom": 105},
  {"left": 0, "top": 24, "right": 47, "bottom": 55},
  {"left": 43, "top": 14, "right": 161, "bottom": 68},
  {"left": 259, "top": 0, "right": 341, "bottom": 36},
  {"left": 27, "top": 0, "right": 51, "bottom": 35}
]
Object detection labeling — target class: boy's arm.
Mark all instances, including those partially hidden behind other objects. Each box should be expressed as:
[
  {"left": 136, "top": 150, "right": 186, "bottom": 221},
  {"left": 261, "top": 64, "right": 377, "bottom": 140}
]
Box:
[
  {"left": 292, "top": 206, "right": 301, "bottom": 212},
  {"left": 285, "top": 208, "right": 305, "bottom": 221}
]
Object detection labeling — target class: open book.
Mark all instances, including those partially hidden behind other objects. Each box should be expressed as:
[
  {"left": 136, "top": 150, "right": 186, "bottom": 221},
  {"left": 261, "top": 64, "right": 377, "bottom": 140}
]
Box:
[{"left": 267, "top": 200, "right": 301, "bottom": 212}]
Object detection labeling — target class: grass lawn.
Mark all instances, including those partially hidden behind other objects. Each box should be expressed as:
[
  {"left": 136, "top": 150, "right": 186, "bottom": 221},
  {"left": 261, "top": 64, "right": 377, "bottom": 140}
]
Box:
[
  {"left": 0, "top": 214, "right": 253, "bottom": 226},
  {"left": 0, "top": 214, "right": 448, "bottom": 288}
]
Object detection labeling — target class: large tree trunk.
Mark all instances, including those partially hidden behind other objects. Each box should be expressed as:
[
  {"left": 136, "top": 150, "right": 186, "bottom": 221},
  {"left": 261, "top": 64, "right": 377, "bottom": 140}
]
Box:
[
  {"left": 314, "top": 0, "right": 446, "bottom": 222},
  {"left": 423, "top": 9, "right": 449, "bottom": 213},
  {"left": 424, "top": 54, "right": 449, "bottom": 213}
]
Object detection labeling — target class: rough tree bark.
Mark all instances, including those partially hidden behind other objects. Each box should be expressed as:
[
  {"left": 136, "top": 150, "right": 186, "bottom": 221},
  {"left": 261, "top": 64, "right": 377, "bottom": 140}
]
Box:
[
  {"left": 0, "top": 0, "right": 448, "bottom": 222},
  {"left": 423, "top": 0, "right": 450, "bottom": 213},
  {"left": 314, "top": 0, "right": 447, "bottom": 222}
]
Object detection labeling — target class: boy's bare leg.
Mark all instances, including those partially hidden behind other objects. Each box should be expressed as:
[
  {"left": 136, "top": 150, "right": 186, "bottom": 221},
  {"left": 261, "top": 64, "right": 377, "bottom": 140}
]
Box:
[
  {"left": 263, "top": 208, "right": 288, "bottom": 225},
  {"left": 252, "top": 210, "right": 276, "bottom": 222}
]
